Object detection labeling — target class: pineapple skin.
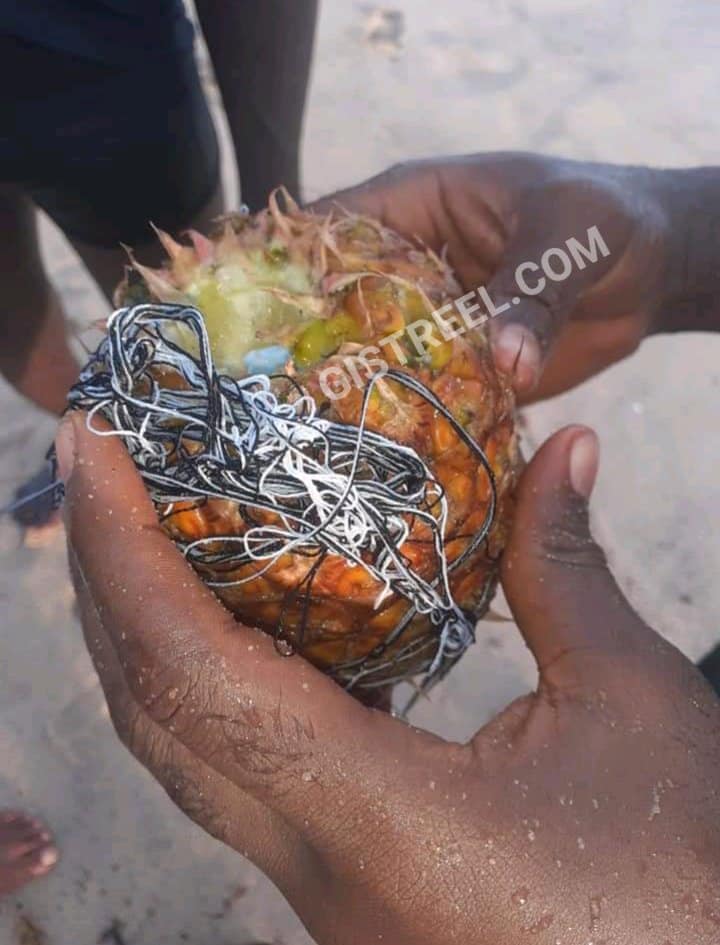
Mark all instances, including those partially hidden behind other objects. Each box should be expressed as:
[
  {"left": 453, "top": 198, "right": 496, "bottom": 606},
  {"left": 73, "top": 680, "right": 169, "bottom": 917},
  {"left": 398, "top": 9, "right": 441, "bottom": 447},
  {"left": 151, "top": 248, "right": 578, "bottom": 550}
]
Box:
[{"left": 122, "top": 193, "right": 521, "bottom": 686}]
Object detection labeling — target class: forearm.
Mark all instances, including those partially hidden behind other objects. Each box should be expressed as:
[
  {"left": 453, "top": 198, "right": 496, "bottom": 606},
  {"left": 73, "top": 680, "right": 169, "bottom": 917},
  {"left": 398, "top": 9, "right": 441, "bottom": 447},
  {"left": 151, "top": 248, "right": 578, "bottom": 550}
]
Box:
[
  {"left": 654, "top": 167, "right": 720, "bottom": 333},
  {"left": 194, "top": 0, "right": 318, "bottom": 210}
]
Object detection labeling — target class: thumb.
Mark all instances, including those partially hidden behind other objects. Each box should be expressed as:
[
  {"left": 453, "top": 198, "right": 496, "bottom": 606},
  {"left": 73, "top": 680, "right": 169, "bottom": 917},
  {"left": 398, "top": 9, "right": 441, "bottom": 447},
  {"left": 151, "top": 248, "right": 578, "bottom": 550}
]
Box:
[
  {"left": 486, "top": 181, "right": 622, "bottom": 393},
  {"left": 502, "top": 425, "right": 654, "bottom": 693}
]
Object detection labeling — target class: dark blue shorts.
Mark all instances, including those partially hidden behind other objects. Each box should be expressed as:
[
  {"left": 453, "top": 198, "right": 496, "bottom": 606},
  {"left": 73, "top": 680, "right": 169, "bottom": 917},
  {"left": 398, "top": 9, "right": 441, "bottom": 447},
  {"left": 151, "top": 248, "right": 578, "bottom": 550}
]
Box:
[{"left": 0, "top": 32, "right": 219, "bottom": 247}]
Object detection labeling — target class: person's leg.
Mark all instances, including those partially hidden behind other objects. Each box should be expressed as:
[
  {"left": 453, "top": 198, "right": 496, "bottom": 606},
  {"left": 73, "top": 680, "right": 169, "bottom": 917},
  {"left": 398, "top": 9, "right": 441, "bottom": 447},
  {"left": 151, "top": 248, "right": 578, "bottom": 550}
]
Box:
[
  {"left": 0, "top": 185, "right": 77, "bottom": 415},
  {"left": 195, "top": 0, "right": 319, "bottom": 210},
  {"left": 28, "top": 38, "right": 224, "bottom": 301},
  {"left": 6, "top": 32, "right": 221, "bottom": 528},
  {"left": 0, "top": 811, "right": 57, "bottom": 898},
  {"left": 699, "top": 644, "right": 720, "bottom": 697}
]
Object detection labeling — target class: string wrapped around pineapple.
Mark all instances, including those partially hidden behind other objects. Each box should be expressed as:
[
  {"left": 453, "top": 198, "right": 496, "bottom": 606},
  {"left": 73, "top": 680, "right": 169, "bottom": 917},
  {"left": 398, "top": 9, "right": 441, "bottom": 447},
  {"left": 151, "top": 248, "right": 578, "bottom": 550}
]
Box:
[
  {"left": 58, "top": 192, "right": 520, "bottom": 694},
  {"left": 68, "top": 302, "right": 497, "bottom": 690}
]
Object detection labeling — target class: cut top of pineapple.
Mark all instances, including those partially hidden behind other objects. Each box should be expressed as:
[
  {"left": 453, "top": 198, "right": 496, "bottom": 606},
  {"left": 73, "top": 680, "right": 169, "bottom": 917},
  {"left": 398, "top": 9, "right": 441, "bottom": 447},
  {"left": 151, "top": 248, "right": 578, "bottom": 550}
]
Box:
[{"left": 120, "top": 190, "right": 465, "bottom": 380}]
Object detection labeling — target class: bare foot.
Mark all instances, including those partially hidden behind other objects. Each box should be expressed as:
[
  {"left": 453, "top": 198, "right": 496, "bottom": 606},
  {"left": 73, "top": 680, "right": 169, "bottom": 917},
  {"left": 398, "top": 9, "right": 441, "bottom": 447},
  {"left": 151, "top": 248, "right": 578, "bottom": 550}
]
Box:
[{"left": 0, "top": 811, "right": 58, "bottom": 898}]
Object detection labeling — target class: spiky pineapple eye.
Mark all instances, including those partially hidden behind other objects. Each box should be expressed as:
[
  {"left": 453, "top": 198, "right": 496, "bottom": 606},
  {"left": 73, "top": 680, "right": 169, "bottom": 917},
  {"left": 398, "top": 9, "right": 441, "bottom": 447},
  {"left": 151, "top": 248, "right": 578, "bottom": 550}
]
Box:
[{"left": 265, "top": 244, "right": 289, "bottom": 264}]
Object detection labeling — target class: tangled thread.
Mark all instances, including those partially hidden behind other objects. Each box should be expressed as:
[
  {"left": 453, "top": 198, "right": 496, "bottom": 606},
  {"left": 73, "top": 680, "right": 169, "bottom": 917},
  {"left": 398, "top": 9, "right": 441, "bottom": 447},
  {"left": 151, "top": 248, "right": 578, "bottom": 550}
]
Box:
[{"left": 68, "top": 303, "right": 496, "bottom": 690}]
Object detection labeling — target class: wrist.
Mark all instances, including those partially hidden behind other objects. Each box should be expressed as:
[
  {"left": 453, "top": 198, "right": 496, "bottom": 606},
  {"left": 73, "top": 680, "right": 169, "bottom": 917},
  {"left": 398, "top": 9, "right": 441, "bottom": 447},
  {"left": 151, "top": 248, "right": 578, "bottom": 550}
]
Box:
[{"left": 651, "top": 166, "right": 720, "bottom": 333}]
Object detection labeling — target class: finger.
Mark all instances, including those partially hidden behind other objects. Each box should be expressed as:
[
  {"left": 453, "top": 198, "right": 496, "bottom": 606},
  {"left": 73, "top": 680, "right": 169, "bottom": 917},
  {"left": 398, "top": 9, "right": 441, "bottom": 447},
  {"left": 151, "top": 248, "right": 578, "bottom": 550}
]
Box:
[
  {"left": 0, "top": 824, "right": 58, "bottom": 893},
  {"left": 501, "top": 425, "right": 658, "bottom": 693},
  {"left": 71, "top": 547, "right": 309, "bottom": 883},
  {"left": 309, "top": 169, "right": 391, "bottom": 219},
  {"left": 56, "top": 412, "right": 404, "bottom": 827},
  {"left": 309, "top": 160, "right": 507, "bottom": 288},
  {"left": 0, "top": 813, "right": 51, "bottom": 844},
  {"left": 308, "top": 162, "right": 443, "bottom": 227},
  {"left": 487, "top": 180, "right": 631, "bottom": 393},
  {"left": 520, "top": 315, "right": 646, "bottom": 404}
]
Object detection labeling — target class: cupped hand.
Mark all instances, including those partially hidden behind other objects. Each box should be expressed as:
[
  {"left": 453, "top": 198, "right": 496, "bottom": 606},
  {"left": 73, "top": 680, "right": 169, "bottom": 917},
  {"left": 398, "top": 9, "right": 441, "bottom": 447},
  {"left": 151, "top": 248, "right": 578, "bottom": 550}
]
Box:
[
  {"left": 57, "top": 412, "right": 720, "bottom": 945},
  {"left": 313, "top": 154, "right": 671, "bottom": 402}
]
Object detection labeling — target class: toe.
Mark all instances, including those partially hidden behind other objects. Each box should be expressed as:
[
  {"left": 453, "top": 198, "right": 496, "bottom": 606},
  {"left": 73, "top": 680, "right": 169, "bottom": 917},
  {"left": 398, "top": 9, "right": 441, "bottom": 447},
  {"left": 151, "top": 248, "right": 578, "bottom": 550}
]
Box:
[
  {"left": 26, "top": 844, "right": 59, "bottom": 876},
  {"left": 0, "top": 812, "right": 50, "bottom": 850},
  {"left": 0, "top": 812, "right": 57, "bottom": 897}
]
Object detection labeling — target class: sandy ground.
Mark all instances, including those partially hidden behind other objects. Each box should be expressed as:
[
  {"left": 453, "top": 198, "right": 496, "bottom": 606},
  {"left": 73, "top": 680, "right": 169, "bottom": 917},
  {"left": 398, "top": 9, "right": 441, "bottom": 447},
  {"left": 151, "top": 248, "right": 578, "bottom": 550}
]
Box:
[{"left": 1, "top": 2, "right": 720, "bottom": 942}]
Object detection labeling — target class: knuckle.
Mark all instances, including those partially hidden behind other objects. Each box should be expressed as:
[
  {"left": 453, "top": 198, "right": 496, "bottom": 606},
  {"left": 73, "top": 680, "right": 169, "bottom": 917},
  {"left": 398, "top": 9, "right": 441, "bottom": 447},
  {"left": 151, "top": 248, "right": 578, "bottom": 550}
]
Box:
[
  {"left": 112, "top": 701, "right": 166, "bottom": 771},
  {"left": 517, "top": 296, "right": 563, "bottom": 346},
  {"left": 382, "top": 159, "right": 430, "bottom": 194},
  {"left": 106, "top": 696, "right": 140, "bottom": 748},
  {"left": 156, "top": 762, "right": 231, "bottom": 843},
  {"left": 117, "top": 641, "right": 320, "bottom": 792},
  {"left": 536, "top": 502, "right": 606, "bottom": 571},
  {"left": 126, "top": 646, "right": 206, "bottom": 724},
  {"left": 209, "top": 703, "right": 317, "bottom": 791},
  {"left": 107, "top": 693, "right": 232, "bottom": 843},
  {"left": 385, "top": 160, "right": 410, "bottom": 181},
  {"left": 539, "top": 530, "right": 606, "bottom": 571},
  {"left": 531, "top": 280, "right": 567, "bottom": 315},
  {"left": 139, "top": 673, "right": 318, "bottom": 793}
]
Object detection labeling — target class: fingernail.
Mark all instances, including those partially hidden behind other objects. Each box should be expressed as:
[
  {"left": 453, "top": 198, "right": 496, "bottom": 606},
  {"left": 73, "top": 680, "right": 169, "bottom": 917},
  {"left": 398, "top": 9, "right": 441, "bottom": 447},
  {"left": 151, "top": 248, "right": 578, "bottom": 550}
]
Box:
[
  {"left": 569, "top": 430, "right": 599, "bottom": 498},
  {"left": 55, "top": 413, "right": 77, "bottom": 484},
  {"left": 492, "top": 324, "right": 541, "bottom": 392}
]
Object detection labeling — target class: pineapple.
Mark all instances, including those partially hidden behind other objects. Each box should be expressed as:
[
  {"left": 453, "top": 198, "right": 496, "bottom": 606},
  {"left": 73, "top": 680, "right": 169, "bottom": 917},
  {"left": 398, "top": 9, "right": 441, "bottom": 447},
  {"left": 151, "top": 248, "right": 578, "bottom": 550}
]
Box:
[{"left": 115, "top": 192, "right": 521, "bottom": 688}]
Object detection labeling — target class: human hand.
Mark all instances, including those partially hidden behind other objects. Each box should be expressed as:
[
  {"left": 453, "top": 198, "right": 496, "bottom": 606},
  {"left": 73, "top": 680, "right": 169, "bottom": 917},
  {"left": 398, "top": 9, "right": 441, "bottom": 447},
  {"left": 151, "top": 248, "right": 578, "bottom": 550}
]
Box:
[
  {"left": 57, "top": 412, "right": 720, "bottom": 945},
  {"left": 313, "top": 153, "right": 673, "bottom": 402}
]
